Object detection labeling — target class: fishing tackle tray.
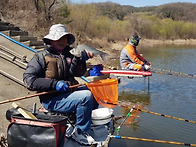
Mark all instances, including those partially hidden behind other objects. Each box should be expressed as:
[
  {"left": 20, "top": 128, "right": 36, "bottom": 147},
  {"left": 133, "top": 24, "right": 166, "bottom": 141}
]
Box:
[{"left": 7, "top": 111, "right": 68, "bottom": 147}]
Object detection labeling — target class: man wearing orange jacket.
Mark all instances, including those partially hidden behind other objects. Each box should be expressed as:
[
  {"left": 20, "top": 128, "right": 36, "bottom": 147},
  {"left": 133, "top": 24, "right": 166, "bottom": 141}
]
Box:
[{"left": 120, "top": 35, "right": 151, "bottom": 71}]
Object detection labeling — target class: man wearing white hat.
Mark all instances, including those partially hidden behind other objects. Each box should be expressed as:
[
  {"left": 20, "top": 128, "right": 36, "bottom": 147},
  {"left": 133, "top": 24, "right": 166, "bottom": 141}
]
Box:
[{"left": 23, "top": 24, "right": 99, "bottom": 145}]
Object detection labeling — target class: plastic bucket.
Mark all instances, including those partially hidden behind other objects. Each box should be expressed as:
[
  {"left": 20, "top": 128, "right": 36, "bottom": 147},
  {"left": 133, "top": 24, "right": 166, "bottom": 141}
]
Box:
[{"left": 91, "top": 108, "right": 113, "bottom": 125}]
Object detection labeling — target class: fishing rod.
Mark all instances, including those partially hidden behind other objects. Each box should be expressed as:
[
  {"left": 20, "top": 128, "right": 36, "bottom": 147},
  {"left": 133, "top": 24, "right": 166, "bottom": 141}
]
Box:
[
  {"left": 120, "top": 104, "right": 196, "bottom": 124},
  {"left": 151, "top": 67, "right": 196, "bottom": 79},
  {"left": 109, "top": 135, "right": 196, "bottom": 146},
  {"left": 0, "top": 83, "right": 85, "bottom": 105},
  {"left": 151, "top": 70, "right": 196, "bottom": 79},
  {"left": 152, "top": 67, "right": 196, "bottom": 77},
  {"left": 0, "top": 91, "right": 56, "bottom": 105},
  {"left": 133, "top": 107, "right": 196, "bottom": 124},
  {"left": 111, "top": 105, "right": 196, "bottom": 146}
]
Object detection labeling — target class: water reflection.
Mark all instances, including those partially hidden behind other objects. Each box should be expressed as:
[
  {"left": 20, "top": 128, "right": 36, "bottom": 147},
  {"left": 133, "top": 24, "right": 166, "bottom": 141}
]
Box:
[
  {"left": 109, "top": 45, "right": 196, "bottom": 147},
  {"left": 118, "top": 90, "right": 150, "bottom": 106},
  {"left": 115, "top": 90, "right": 151, "bottom": 131}
]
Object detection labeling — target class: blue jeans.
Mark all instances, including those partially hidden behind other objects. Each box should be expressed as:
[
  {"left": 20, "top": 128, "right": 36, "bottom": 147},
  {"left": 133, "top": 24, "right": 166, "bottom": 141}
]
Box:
[{"left": 42, "top": 86, "right": 99, "bottom": 133}]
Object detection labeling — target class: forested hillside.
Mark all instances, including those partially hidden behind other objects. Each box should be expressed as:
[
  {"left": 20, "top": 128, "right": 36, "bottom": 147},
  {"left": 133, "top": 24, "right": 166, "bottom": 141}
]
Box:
[{"left": 0, "top": 0, "right": 196, "bottom": 44}]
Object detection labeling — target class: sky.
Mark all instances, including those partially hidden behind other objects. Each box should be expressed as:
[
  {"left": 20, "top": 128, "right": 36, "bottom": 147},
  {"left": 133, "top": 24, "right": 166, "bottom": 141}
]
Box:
[{"left": 71, "top": 0, "right": 196, "bottom": 7}]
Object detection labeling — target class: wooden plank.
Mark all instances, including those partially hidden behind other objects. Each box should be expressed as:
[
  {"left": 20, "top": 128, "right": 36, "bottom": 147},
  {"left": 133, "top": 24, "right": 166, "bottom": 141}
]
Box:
[{"left": 12, "top": 102, "right": 37, "bottom": 119}]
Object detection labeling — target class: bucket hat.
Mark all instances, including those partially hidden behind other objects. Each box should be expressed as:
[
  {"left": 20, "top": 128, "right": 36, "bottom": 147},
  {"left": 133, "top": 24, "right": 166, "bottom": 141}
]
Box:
[{"left": 43, "top": 24, "right": 75, "bottom": 45}]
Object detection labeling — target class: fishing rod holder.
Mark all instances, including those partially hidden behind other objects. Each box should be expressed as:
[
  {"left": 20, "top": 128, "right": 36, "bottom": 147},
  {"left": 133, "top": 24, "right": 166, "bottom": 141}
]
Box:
[{"left": 116, "top": 106, "right": 135, "bottom": 136}]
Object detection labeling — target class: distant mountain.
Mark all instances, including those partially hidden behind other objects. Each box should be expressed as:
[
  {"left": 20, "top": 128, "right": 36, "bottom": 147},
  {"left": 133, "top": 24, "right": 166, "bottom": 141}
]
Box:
[
  {"left": 153, "top": 2, "right": 196, "bottom": 22},
  {"left": 92, "top": 2, "right": 196, "bottom": 22}
]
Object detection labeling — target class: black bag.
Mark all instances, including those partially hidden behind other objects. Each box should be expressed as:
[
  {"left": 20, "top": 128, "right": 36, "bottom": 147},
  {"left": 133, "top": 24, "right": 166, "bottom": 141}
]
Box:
[{"left": 7, "top": 111, "right": 68, "bottom": 147}]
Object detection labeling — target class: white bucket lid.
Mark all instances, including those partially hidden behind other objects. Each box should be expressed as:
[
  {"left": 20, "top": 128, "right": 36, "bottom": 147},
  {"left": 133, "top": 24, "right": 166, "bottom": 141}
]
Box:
[{"left": 92, "top": 108, "right": 113, "bottom": 119}]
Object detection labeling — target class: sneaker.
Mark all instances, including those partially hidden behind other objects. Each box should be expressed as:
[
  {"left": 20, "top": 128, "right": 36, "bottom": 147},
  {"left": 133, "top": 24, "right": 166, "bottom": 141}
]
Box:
[{"left": 72, "top": 130, "right": 96, "bottom": 145}]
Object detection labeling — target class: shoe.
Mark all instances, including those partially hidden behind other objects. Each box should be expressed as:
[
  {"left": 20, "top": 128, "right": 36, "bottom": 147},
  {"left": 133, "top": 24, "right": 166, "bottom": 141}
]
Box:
[{"left": 72, "top": 130, "right": 96, "bottom": 145}]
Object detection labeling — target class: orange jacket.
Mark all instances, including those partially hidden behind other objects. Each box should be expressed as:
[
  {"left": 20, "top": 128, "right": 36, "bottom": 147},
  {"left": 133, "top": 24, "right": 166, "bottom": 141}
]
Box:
[
  {"left": 125, "top": 43, "right": 146, "bottom": 65},
  {"left": 120, "top": 43, "right": 147, "bottom": 70}
]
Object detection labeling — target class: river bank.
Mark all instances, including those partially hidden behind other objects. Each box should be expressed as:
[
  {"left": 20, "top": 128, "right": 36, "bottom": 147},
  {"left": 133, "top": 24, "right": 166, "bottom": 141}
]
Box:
[
  {"left": 87, "top": 38, "right": 196, "bottom": 69},
  {"left": 110, "top": 39, "right": 196, "bottom": 51},
  {"left": 140, "top": 39, "right": 196, "bottom": 47}
]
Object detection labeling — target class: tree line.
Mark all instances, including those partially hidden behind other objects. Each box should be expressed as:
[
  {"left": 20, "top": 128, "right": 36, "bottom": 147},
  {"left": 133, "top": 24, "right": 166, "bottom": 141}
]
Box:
[{"left": 0, "top": 0, "right": 196, "bottom": 42}]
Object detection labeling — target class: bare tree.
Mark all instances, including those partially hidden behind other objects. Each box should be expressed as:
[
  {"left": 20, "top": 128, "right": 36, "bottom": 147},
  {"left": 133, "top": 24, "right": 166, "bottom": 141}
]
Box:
[
  {"left": 31, "top": 0, "right": 58, "bottom": 21},
  {"left": 41, "top": 0, "right": 56, "bottom": 21}
]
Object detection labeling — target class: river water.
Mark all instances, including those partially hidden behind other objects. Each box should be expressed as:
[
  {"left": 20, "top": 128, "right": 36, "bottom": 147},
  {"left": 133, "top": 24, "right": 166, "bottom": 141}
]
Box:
[{"left": 109, "top": 45, "right": 196, "bottom": 147}]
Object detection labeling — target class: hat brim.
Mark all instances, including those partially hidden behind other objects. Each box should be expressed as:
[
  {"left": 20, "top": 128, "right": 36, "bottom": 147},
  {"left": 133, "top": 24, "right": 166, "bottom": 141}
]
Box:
[{"left": 43, "top": 32, "right": 75, "bottom": 45}]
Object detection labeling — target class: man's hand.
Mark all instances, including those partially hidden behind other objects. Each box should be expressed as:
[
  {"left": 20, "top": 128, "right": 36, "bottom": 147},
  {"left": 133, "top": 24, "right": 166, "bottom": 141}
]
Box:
[
  {"left": 56, "top": 81, "right": 69, "bottom": 92},
  {"left": 81, "top": 50, "right": 94, "bottom": 61},
  {"left": 144, "top": 64, "right": 151, "bottom": 71},
  {"left": 146, "top": 62, "right": 151, "bottom": 66},
  {"left": 86, "top": 50, "right": 94, "bottom": 58}
]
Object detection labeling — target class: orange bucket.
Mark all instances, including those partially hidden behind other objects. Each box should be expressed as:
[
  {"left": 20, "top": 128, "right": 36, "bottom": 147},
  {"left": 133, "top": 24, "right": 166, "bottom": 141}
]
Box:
[{"left": 86, "top": 78, "right": 118, "bottom": 108}]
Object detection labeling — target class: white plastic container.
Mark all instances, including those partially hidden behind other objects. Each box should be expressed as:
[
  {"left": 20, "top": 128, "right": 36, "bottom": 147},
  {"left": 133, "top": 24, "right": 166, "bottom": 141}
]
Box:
[{"left": 91, "top": 108, "right": 113, "bottom": 125}]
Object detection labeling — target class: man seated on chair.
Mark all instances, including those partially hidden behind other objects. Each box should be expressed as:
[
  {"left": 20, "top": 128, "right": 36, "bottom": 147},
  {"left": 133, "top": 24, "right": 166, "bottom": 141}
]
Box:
[
  {"left": 23, "top": 24, "right": 99, "bottom": 146},
  {"left": 120, "top": 33, "right": 151, "bottom": 71}
]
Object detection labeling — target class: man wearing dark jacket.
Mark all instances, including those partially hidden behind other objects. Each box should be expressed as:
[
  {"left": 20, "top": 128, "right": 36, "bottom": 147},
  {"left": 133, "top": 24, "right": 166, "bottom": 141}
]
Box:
[{"left": 23, "top": 24, "right": 98, "bottom": 145}]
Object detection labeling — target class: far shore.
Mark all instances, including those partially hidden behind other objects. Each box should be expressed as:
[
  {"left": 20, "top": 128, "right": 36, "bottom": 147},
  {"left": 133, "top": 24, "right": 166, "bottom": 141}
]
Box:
[
  {"left": 109, "top": 39, "right": 196, "bottom": 51},
  {"left": 140, "top": 39, "right": 196, "bottom": 47}
]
